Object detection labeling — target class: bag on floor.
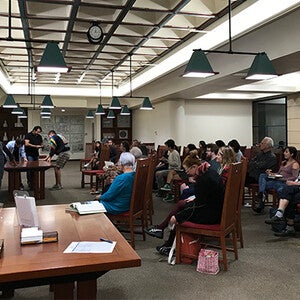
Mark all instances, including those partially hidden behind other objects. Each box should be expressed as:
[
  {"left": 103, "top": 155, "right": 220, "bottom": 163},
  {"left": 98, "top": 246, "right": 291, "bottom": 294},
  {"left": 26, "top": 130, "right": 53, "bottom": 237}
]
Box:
[
  {"left": 196, "top": 248, "right": 219, "bottom": 275},
  {"left": 180, "top": 233, "right": 201, "bottom": 264}
]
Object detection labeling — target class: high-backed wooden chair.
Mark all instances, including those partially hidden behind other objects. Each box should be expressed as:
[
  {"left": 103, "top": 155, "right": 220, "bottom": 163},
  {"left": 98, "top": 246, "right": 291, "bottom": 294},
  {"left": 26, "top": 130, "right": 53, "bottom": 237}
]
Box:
[
  {"left": 145, "top": 153, "right": 157, "bottom": 226},
  {"left": 107, "top": 158, "right": 150, "bottom": 249},
  {"left": 237, "top": 157, "right": 248, "bottom": 248},
  {"left": 79, "top": 142, "right": 95, "bottom": 171},
  {"left": 81, "top": 145, "right": 110, "bottom": 189},
  {"left": 175, "top": 162, "right": 242, "bottom": 271}
]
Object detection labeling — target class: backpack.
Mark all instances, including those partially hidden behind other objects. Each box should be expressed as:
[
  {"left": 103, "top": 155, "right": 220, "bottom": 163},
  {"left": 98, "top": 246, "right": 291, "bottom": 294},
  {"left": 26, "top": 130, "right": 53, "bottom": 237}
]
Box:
[{"left": 57, "top": 134, "right": 69, "bottom": 145}]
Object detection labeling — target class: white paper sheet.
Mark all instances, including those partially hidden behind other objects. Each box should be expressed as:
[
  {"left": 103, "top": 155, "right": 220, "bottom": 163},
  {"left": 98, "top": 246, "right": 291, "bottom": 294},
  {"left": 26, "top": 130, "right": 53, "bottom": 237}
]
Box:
[{"left": 63, "top": 241, "right": 116, "bottom": 253}]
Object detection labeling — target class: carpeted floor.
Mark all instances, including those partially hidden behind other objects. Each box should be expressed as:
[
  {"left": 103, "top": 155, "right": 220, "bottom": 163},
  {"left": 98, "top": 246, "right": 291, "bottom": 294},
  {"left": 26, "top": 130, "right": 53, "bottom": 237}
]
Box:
[{"left": 0, "top": 161, "right": 299, "bottom": 299}]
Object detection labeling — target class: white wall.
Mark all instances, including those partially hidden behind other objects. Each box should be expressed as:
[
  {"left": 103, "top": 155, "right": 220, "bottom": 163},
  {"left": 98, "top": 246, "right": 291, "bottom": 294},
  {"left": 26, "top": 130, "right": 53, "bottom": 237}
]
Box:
[{"left": 132, "top": 99, "right": 253, "bottom": 148}]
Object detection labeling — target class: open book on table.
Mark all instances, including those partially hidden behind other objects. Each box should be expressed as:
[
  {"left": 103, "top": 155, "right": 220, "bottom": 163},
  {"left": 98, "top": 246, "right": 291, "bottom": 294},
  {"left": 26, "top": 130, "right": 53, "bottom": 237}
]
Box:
[{"left": 69, "top": 201, "right": 107, "bottom": 215}]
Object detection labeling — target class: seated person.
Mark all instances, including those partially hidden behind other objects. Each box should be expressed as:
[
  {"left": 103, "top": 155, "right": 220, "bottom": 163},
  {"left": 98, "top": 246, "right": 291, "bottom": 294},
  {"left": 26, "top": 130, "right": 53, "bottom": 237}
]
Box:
[
  {"left": 246, "top": 136, "right": 277, "bottom": 185},
  {"left": 130, "top": 139, "right": 144, "bottom": 158},
  {"left": 228, "top": 139, "right": 243, "bottom": 162},
  {"left": 205, "top": 143, "right": 221, "bottom": 172},
  {"left": 254, "top": 146, "right": 299, "bottom": 213},
  {"left": 265, "top": 183, "right": 300, "bottom": 237},
  {"left": 155, "top": 139, "right": 181, "bottom": 196},
  {"left": 145, "top": 146, "right": 236, "bottom": 255},
  {"left": 84, "top": 141, "right": 101, "bottom": 169},
  {"left": 181, "top": 143, "right": 197, "bottom": 162},
  {"left": 161, "top": 149, "right": 199, "bottom": 191},
  {"left": 95, "top": 152, "right": 135, "bottom": 214}
]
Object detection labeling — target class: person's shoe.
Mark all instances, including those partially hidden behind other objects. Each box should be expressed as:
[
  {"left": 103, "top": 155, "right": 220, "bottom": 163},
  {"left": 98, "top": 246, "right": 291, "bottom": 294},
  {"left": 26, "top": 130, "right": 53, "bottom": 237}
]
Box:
[
  {"left": 84, "top": 163, "right": 90, "bottom": 168},
  {"left": 162, "top": 194, "right": 174, "bottom": 203},
  {"left": 144, "top": 226, "right": 164, "bottom": 239},
  {"left": 274, "top": 228, "right": 296, "bottom": 237},
  {"left": 159, "top": 246, "right": 172, "bottom": 256},
  {"left": 265, "top": 215, "right": 285, "bottom": 225},
  {"left": 161, "top": 183, "right": 171, "bottom": 191},
  {"left": 50, "top": 184, "right": 63, "bottom": 190}
]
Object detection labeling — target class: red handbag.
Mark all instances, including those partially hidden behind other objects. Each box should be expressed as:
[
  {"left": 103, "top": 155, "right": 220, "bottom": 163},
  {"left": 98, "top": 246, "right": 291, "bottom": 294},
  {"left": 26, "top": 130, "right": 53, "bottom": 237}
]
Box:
[{"left": 180, "top": 233, "right": 201, "bottom": 264}]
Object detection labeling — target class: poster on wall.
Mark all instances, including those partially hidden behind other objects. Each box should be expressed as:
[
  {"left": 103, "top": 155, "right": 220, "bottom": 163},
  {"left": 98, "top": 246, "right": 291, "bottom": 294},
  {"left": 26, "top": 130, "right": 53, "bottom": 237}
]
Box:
[{"left": 41, "top": 115, "right": 85, "bottom": 153}]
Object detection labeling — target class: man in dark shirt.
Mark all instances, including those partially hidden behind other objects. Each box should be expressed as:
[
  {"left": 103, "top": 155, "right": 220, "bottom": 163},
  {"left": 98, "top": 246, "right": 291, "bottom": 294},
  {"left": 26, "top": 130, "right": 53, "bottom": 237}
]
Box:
[
  {"left": 246, "top": 137, "right": 277, "bottom": 213},
  {"left": 24, "top": 126, "right": 43, "bottom": 188},
  {"left": 45, "top": 130, "right": 70, "bottom": 190}
]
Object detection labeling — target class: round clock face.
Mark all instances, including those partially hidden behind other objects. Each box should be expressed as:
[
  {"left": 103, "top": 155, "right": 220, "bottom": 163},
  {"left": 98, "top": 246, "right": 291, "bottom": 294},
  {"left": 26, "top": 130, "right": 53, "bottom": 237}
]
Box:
[{"left": 87, "top": 24, "right": 103, "bottom": 44}]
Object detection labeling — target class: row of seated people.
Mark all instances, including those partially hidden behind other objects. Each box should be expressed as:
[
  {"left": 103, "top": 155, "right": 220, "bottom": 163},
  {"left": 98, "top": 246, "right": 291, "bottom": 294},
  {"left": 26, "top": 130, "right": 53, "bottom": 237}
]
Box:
[{"left": 244, "top": 136, "right": 300, "bottom": 237}]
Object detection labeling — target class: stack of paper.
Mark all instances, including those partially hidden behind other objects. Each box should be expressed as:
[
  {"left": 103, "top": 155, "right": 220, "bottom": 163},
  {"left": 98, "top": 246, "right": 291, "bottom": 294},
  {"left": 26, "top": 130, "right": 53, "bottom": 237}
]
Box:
[
  {"left": 69, "top": 201, "right": 107, "bottom": 215},
  {"left": 21, "top": 227, "right": 43, "bottom": 245}
]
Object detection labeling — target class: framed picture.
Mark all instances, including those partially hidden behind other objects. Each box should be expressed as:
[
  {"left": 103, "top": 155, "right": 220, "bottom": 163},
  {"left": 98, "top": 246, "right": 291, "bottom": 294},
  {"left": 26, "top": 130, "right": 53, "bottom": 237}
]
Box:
[{"left": 117, "top": 115, "right": 131, "bottom": 128}]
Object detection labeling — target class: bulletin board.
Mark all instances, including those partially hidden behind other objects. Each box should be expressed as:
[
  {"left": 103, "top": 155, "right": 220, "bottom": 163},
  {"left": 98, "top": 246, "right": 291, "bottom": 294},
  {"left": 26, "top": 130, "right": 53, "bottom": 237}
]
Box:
[{"left": 40, "top": 115, "right": 85, "bottom": 153}]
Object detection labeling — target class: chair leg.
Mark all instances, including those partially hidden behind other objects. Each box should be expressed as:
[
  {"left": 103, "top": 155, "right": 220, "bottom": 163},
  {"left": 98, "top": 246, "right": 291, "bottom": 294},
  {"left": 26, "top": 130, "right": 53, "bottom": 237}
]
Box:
[
  {"left": 81, "top": 173, "right": 85, "bottom": 188},
  {"left": 175, "top": 228, "right": 181, "bottom": 264},
  {"left": 238, "top": 220, "right": 244, "bottom": 248},
  {"left": 232, "top": 229, "right": 238, "bottom": 260},
  {"left": 130, "top": 219, "right": 135, "bottom": 249},
  {"left": 220, "top": 235, "right": 228, "bottom": 271}
]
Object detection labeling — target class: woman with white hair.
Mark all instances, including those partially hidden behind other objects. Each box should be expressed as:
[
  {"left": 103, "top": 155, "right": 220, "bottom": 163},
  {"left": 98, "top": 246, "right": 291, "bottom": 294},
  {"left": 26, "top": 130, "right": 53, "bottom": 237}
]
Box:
[{"left": 95, "top": 152, "right": 135, "bottom": 214}]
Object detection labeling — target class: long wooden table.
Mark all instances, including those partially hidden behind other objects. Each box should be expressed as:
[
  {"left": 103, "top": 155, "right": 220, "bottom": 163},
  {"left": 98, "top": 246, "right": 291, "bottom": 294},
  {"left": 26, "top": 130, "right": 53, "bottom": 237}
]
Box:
[
  {"left": 4, "top": 160, "right": 52, "bottom": 201},
  {"left": 0, "top": 205, "right": 141, "bottom": 299}
]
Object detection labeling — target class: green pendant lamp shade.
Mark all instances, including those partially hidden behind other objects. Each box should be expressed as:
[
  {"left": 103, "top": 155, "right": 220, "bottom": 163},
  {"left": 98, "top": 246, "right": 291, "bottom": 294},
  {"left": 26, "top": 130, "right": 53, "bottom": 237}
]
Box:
[
  {"left": 18, "top": 108, "right": 28, "bottom": 118},
  {"left": 3, "top": 94, "right": 18, "bottom": 108},
  {"left": 41, "top": 108, "right": 51, "bottom": 115},
  {"left": 107, "top": 110, "right": 115, "bottom": 118},
  {"left": 109, "top": 96, "right": 121, "bottom": 109},
  {"left": 183, "top": 49, "right": 219, "bottom": 78},
  {"left": 86, "top": 110, "right": 94, "bottom": 119},
  {"left": 41, "top": 95, "right": 54, "bottom": 108},
  {"left": 140, "top": 97, "right": 153, "bottom": 110},
  {"left": 120, "top": 105, "right": 130, "bottom": 115},
  {"left": 11, "top": 104, "right": 23, "bottom": 115},
  {"left": 246, "top": 52, "right": 278, "bottom": 80},
  {"left": 95, "top": 104, "right": 105, "bottom": 115},
  {"left": 37, "top": 42, "right": 70, "bottom": 73}
]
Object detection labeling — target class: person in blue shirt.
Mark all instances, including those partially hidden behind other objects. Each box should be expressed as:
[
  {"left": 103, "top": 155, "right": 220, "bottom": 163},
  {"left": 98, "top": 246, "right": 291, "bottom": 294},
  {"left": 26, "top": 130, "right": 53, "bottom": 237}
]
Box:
[
  {"left": 5, "top": 138, "right": 27, "bottom": 189},
  {"left": 95, "top": 152, "right": 135, "bottom": 214}
]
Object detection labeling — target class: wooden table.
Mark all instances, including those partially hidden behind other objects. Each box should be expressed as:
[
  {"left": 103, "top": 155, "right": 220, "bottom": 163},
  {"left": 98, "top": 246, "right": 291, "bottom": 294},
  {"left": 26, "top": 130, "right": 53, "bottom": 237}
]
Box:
[
  {"left": 0, "top": 205, "right": 141, "bottom": 299},
  {"left": 4, "top": 160, "right": 52, "bottom": 201}
]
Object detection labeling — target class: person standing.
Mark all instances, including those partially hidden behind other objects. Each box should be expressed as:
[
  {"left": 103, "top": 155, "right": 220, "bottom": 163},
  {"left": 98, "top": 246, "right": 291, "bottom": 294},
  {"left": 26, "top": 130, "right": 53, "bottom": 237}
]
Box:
[
  {"left": 45, "top": 130, "right": 70, "bottom": 190},
  {"left": 5, "top": 138, "right": 28, "bottom": 189},
  {"left": 0, "top": 141, "right": 16, "bottom": 190},
  {"left": 24, "top": 126, "right": 43, "bottom": 189}
]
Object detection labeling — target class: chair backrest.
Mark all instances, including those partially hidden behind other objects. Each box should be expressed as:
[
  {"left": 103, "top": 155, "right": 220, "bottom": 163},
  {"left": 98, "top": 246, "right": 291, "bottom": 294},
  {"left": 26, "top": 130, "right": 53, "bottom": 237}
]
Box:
[
  {"left": 220, "top": 162, "right": 243, "bottom": 230},
  {"left": 99, "top": 144, "right": 110, "bottom": 169},
  {"left": 145, "top": 153, "right": 157, "bottom": 202},
  {"left": 85, "top": 142, "right": 94, "bottom": 158},
  {"left": 129, "top": 158, "right": 150, "bottom": 216},
  {"left": 237, "top": 157, "right": 248, "bottom": 215},
  {"left": 156, "top": 145, "right": 168, "bottom": 164}
]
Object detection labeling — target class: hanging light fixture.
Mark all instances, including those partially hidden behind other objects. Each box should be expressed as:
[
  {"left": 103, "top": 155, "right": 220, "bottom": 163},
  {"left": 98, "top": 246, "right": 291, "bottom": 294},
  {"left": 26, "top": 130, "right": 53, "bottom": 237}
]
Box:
[
  {"left": 107, "top": 110, "right": 115, "bottom": 118},
  {"left": 18, "top": 108, "right": 28, "bottom": 119},
  {"left": 41, "top": 115, "right": 51, "bottom": 119},
  {"left": 36, "top": 42, "right": 71, "bottom": 73},
  {"left": 86, "top": 110, "right": 94, "bottom": 119},
  {"left": 2, "top": 94, "right": 18, "bottom": 108},
  {"left": 183, "top": 0, "right": 278, "bottom": 80},
  {"left": 40, "top": 108, "right": 51, "bottom": 115},
  {"left": 11, "top": 104, "right": 23, "bottom": 115},
  {"left": 140, "top": 97, "right": 153, "bottom": 110},
  {"left": 41, "top": 95, "right": 54, "bottom": 108},
  {"left": 120, "top": 105, "right": 130, "bottom": 115},
  {"left": 109, "top": 71, "right": 121, "bottom": 109},
  {"left": 245, "top": 52, "right": 278, "bottom": 80},
  {"left": 183, "top": 49, "right": 218, "bottom": 78},
  {"left": 95, "top": 81, "right": 105, "bottom": 115}
]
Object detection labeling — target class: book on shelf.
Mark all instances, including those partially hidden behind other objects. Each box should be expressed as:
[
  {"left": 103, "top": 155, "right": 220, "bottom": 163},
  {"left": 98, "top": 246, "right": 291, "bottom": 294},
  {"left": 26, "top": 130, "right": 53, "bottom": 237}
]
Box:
[{"left": 68, "top": 201, "right": 107, "bottom": 215}]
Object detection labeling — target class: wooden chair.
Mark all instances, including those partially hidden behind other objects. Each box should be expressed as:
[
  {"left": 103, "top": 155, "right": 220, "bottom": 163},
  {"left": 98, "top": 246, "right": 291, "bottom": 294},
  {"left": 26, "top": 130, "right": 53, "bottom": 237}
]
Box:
[
  {"left": 107, "top": 158, "right": 150, "bottom": 249},
  {"left": 175, "top": 162, "right": 242, "bottom": 271},
  {"left": 145, "top": 153, "right": 157, "bottom": 226},
  {"left": 236, "top": 157, "right": 248, "bottom": 248},
  {"left": 81, "top": 145, "right": 110, "bottom": 189},
  {"left": 79, "top": 142, "right": 95, "bottom": 171}
]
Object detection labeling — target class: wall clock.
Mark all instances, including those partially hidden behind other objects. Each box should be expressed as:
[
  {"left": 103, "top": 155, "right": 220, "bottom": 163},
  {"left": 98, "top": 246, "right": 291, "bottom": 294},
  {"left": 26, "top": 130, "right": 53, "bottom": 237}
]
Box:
[{"left": 87, "top": 22, "right": 103, "bottom": 44}]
